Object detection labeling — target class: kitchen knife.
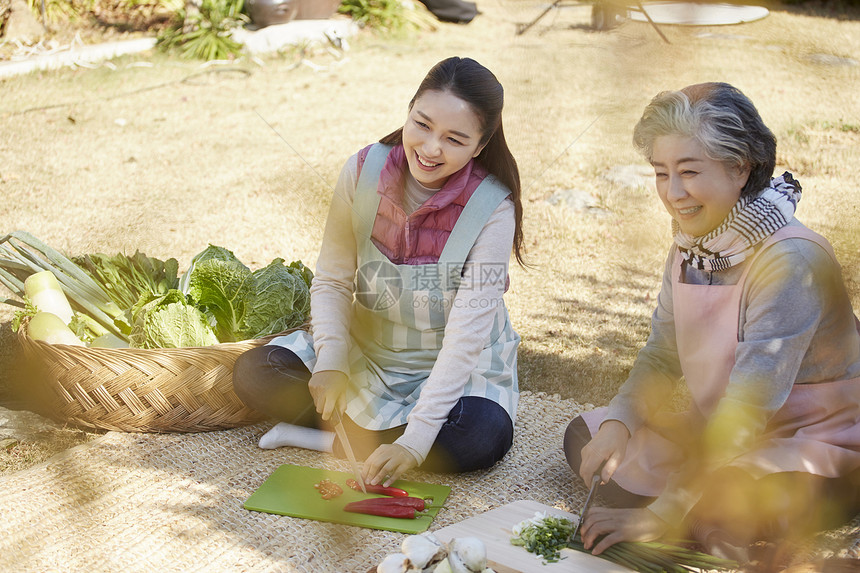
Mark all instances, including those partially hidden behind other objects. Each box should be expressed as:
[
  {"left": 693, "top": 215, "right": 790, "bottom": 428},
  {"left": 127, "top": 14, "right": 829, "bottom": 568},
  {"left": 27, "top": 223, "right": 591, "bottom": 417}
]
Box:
[
  {"left": 571, "top": 461, "right": 606, "bottom": 542},
  {"left": 331, "top": 409, "right": 367, "bottom": 493}
]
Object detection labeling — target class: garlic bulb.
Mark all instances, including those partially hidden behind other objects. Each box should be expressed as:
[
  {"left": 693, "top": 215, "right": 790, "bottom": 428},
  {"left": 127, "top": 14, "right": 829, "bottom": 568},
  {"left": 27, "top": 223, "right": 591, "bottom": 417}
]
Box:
[
  {"left": 445, "top": 551, "right": 470, "bottom": 573},
  {"left": 377, "top": 553, "right": 410, "bottom": 573},
  {"left": 378, "top": 535, "right": 494, "bottom": 573},
  {"left": 446, "top": 537, "right": 487, "bottom": 572},
  {"left": 401, "top": 534, "right": 447, "bottom": 570},
  {"left": 420, "top": 532, "right": 444, "bottom": 547}
]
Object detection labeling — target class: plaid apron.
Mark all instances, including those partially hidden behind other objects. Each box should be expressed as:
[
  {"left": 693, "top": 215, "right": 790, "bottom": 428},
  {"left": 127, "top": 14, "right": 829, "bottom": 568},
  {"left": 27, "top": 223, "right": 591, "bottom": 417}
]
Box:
[{"left": 270, "top": 144, "right": 519, "bottom": 430}]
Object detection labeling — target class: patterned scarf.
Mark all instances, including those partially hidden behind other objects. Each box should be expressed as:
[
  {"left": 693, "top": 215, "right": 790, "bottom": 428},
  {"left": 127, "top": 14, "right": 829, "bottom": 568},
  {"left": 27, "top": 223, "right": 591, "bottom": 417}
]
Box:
[{"left": 674, "top": 172, "right": 802, "bottom": 272}]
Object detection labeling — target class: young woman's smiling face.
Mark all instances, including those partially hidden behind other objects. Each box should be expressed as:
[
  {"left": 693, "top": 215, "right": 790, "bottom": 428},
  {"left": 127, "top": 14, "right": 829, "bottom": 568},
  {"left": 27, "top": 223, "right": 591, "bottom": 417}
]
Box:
[
  {"left": 651, "top": 134, "right": 750, "bottom": 237},
  {"left": 401, "top": 89, "right": 486, "bottom": 189}
]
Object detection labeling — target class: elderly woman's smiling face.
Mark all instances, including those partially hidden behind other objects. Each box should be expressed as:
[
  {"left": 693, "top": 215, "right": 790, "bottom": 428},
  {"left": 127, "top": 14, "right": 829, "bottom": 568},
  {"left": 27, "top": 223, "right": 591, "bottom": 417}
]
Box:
[{"left": 651, "top": 134, "right": 750, "bottom": 237}]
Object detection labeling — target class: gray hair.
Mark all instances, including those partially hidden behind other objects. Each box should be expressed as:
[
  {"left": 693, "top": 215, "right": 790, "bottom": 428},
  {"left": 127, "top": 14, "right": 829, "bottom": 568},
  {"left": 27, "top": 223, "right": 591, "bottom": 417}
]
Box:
[{"left": 632, "top": 82, "right": 777, "bottom": 198}]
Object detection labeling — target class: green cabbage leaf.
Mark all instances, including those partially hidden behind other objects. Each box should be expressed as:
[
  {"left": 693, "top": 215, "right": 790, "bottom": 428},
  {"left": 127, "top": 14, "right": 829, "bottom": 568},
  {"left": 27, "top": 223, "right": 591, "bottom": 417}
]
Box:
[
  {"left": 242, "top": 258, "right": 312, "bottom": 339},
  {"left": 180, "top": 245, "right": 254, "bottom": 343},
  {"left": 129, "top": 289, "right": 218, "bottom": 348},
  {"left": 179, "top": 245, "right": 313, "bottom": 343}
]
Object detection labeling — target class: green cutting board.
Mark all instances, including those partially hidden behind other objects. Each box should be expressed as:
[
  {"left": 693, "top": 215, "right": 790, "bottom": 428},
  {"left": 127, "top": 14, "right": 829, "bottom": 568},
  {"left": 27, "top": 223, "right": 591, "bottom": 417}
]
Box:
[{"left": 243, "top": 464, "right": 451, "bottom": 534}]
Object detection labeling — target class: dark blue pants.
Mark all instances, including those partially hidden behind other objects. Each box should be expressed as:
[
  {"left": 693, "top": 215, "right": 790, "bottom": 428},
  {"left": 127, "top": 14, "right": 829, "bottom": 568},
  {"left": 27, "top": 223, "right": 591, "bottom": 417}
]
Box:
[
  {"left": 563, "top": 415, "right": 654, "bottom": 508},
  {"left": 233, "top": 344, "right": 513, "bottom": 473}
]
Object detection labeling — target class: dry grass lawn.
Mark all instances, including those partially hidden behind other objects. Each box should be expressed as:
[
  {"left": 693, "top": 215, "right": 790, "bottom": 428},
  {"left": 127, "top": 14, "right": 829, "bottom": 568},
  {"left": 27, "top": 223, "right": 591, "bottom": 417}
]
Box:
[{"left": 1, "top": 0, "right": 859, "bottom": 472}]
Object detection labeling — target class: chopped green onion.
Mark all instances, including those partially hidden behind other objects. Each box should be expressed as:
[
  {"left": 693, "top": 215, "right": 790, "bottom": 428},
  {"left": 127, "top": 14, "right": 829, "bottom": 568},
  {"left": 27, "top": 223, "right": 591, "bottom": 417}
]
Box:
[{"left": 511, "top": 513, "right": 739, "bottom": 572}]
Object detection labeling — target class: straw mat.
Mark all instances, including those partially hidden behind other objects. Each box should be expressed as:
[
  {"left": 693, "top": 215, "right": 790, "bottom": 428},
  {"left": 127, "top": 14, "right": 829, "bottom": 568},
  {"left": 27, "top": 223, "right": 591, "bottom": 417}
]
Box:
[
  {"left": 1, "top": 392, "right": 857, "bottom": 573},
  {"left": 0, "top": 392, "right": 587, "bottom": 572}
]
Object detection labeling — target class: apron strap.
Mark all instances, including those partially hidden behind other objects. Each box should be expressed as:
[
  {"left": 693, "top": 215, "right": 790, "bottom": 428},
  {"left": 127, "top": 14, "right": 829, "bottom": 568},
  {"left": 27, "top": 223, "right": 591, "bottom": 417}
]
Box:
[
  {"left": 352, "top": 143, "right": 392, "bottom": 243},
  {"left": 750, "top": 223, "right": 860, "bottom": 337},
  {"left": 438, "top": 175, "right": 511, "bottom": 268},
  {"left": 737, "top": 223, "right": 837, "bottom": 285}
]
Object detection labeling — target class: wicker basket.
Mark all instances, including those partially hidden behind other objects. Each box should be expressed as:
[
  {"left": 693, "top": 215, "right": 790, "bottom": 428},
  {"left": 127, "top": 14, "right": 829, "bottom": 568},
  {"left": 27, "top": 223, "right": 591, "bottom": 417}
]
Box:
[{"left": 14, "top": 326, "right": 302, "bottom": 433}]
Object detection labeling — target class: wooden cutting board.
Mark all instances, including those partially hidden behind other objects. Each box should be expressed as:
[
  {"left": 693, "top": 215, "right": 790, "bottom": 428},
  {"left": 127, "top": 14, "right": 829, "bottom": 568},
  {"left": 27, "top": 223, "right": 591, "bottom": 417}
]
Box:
[
  {"left": 433, "top": 500, "right": 634, "bottom": 573},
  {"left": 244, "top": 464, "right": 450, "bottom": 534}
]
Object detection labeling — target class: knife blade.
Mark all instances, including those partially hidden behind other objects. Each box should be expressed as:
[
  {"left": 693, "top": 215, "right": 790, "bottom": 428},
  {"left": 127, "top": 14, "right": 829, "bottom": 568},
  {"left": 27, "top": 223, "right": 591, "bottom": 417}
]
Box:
[
  {"left": 571, "top": 461, "right": 605, "bottom": 542},
  {"left": 331, "top": 409, "right": 367, "bottom": 493}
]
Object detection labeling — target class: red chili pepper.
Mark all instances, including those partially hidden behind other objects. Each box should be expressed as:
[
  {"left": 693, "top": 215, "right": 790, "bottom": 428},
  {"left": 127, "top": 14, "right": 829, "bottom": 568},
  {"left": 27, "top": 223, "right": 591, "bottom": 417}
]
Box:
[
  {"left": 346, "top": 479, "right": 408, "bottom": 497},
  {"left": 343, "top": 500, "right": 418, "bottom": 519},
  {"left": 345, "top": 496, "right": 428, "bottom": 511}
]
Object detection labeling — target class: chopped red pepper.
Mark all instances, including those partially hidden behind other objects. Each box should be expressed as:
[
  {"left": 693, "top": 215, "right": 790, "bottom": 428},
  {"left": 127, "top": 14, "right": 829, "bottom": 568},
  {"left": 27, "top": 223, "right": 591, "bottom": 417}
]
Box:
[
  {"left": 346, "top": 478, "right": 408, "bottom": 497},
  {"left": 313, "top": 479, "right": 343, "bottom": 500}
]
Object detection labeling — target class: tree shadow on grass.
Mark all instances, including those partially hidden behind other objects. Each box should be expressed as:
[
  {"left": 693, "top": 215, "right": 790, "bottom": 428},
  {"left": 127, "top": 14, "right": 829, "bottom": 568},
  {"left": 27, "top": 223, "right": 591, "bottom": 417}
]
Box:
[
  {"left": 517, "top": 264, "right": 661, "bottom": 406},
  {"left": 776, "top": 0, "right": 860, "bottom": 23}
]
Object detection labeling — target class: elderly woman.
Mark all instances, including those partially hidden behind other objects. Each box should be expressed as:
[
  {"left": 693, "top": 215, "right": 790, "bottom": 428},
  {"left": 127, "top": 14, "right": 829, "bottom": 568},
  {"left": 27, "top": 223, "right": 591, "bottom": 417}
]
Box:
[{"left": 564, "top": 82, "right": 860, "bottom": 562}]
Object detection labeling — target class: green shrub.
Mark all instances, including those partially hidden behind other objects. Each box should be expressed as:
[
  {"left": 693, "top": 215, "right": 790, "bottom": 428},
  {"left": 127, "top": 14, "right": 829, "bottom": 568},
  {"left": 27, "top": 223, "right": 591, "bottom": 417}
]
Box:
[
  {"left": 156, "top": 0, "right": 247, "bottom": 60},
  {"left": 27, "top": 0, "right": 93, "bottom": 24},
  {"left": 338, "top": 0, "right": 435, "bottom": 35}
]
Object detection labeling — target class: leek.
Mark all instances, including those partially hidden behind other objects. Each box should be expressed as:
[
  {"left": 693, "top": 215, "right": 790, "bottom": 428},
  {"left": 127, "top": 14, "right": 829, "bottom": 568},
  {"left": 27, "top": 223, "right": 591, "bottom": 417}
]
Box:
[
  {"left": 0, "top": 295, "right": 25, "bottom": 309},
  {"left": 0, "top": 232, "right": 127, "bottom": 339}
]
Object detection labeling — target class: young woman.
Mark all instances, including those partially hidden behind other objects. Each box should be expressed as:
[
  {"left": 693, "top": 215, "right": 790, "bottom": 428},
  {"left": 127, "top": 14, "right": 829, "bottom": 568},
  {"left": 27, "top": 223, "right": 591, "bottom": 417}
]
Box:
[
  {"left": 564, "top": 82, "right": 860, "bottom": 562},
  {"left": 233, "top": 57, "right": 524, "bottom": 487}
]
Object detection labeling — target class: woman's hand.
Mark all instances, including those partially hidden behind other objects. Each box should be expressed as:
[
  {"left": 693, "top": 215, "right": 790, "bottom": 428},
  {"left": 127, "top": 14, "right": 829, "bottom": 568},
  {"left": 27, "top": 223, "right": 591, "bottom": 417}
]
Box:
[
  {"left": 581, "top": 507, "right": 668, "bottom": 555},
  {"left": 580, "top": 420, "right": 630, "bottom": 485},
  {"left": 308, "top": 370, "right": 349, "bottom": 421},
  {"left": 362, "top": 444, "right": 418, "bottom": 487}
]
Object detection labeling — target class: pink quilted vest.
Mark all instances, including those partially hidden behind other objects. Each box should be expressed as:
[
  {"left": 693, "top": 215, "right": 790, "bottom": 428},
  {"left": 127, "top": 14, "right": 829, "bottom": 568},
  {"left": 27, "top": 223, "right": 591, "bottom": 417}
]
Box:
[{"left": 359, "top": 144, "right": 489, "bottom": 265}]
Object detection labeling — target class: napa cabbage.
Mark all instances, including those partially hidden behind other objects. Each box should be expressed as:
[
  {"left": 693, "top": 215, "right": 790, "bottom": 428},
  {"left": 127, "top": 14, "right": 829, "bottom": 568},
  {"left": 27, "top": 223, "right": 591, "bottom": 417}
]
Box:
[
  {"left": 242, "top": 258, "right": 312, "bottom": 339},
  {"left": 180, "top": 245, "right": 254, "bottom": 343},
  {"left": 129, "top": 289, "right": 218, "bottom": 348},
  {"left": 179, "top": 245, "right": 313, "bottom": 342}
]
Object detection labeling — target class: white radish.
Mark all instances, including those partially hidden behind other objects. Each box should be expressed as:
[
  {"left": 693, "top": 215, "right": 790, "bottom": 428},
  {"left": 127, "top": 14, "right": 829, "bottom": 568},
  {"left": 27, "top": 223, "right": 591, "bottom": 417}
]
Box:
[
  {"left": 24, "top": 270, "right": 74, "bottom": 325},
  {"left": 27, "top": 312, "right": 85, "bottom": 346}
]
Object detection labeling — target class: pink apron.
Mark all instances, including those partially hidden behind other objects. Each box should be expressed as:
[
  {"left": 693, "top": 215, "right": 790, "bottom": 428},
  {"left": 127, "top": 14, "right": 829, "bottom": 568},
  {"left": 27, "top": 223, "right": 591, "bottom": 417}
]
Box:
[{"left": 582, "top": 225, "right": 860, "bottom": 496}]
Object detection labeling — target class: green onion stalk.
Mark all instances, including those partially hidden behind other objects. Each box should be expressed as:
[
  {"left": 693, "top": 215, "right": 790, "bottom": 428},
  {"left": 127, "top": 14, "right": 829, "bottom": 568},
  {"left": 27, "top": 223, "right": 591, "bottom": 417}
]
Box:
[
  {"left": 0, "top": 232, "right": 127, "bottom": 339},
  {"left": 511, "top": 513, "right": 739, "bottom": 573}
]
